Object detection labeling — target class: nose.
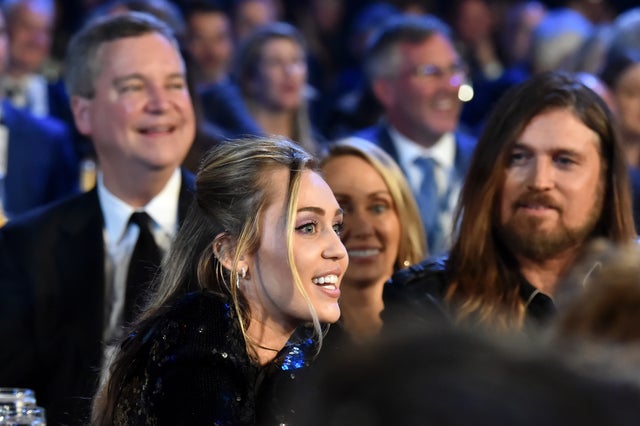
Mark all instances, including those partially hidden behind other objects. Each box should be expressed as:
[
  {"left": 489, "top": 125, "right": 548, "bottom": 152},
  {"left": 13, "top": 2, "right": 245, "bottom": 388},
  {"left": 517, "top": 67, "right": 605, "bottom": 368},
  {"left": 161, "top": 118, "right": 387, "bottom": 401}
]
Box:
[
  {"left": 145, "top": 86, "right": 171, "bottom": 113},
  {"left": 347, "top": 208, "right": 375, "bottom": 239},
  {"left": 323, "top": 227, "right": 348, "bottom": 261},
  {"left": 527, "top": 157, "right": 555, "bottom": 191}
]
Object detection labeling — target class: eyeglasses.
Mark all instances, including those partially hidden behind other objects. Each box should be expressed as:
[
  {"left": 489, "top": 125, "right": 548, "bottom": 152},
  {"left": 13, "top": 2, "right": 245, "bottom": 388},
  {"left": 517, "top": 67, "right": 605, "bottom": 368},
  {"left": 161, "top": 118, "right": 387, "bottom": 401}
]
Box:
[{"left": 410, "top": 63, "right": 468, "bottom": 81}]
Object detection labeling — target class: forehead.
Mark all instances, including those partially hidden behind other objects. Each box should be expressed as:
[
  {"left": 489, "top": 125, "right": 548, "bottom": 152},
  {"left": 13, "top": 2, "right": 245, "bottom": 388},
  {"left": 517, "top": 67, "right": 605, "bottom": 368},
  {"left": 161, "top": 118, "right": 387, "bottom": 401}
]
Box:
[
  {"left": 95, "top": 32, "right": 183, "bottom": 76},
  {"left": 516, "top": 108, "right": 601, "bottom": 154},
  {"left": 260, "top": 37, "right": 301, "bottom": 56},
  {"left": 397, "top": 33, "right": 459, "bottom": 65},
  {"left": 323, "top": 155, "right": 387, "bottom": 192}
]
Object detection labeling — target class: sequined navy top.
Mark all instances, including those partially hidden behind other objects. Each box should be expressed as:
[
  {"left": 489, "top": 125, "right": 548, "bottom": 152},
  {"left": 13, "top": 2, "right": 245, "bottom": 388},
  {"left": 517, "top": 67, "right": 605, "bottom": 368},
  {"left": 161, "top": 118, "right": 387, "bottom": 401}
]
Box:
[{"left": 111, "top": 290, "right": 316, "bottom": 425}]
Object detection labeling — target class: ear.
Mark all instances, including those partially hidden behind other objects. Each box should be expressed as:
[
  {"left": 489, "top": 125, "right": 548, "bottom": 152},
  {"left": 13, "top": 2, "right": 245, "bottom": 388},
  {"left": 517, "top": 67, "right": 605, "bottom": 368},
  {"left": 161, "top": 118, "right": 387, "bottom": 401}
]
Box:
[
  {"left": 212, "top": 233, "right": 250, "bottom": 274},
  {"left": 212, "top": 233, "right": 236, "bottom": 272},
  {"left": 71, "top": 96, "right": 93, "bottom": 136},
  {"left": 372, "top": 78, "right": 395, "bottom": 109}
]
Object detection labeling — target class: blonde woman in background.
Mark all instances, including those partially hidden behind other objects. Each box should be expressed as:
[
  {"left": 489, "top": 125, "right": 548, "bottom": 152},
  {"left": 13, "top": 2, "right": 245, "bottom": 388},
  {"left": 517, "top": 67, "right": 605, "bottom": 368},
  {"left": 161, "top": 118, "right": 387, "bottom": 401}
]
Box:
[{"left": 321, "top": 137, "right": 426, "bottom": 341}]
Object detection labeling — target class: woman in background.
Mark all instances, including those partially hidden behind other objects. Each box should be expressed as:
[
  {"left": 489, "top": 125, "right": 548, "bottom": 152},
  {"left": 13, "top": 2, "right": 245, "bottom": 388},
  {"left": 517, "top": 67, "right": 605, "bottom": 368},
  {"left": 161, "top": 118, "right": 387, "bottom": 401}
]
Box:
[
  {"left": 233, "top": 22, "right": 321, "bottom": 155},
  {"left": 321, "top": 137, "right": 426, "bottom": 341}
]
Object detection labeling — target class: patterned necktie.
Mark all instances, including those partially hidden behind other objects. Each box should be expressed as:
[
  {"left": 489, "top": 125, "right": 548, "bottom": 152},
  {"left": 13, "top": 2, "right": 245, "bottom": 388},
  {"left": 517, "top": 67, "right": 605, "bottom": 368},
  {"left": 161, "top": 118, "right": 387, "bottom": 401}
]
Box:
[
  {"left": 414, "top": 156, "right": 443, "bottom": 254},
  {"left": 124, "top": 211, "right": 161, "bottom": 324}
]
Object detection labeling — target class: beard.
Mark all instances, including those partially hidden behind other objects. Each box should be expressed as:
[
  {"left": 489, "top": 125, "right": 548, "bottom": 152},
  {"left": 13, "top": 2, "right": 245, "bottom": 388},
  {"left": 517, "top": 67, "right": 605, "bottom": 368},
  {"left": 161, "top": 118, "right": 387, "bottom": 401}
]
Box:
[{"left": 498, "top": 189, "right": 604, "bottom": 262}]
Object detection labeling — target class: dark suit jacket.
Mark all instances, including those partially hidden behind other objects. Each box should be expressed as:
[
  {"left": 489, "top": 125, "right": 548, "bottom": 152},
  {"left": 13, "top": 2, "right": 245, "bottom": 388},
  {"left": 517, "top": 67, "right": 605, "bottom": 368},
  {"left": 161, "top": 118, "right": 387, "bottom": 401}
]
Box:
[
  {"left": 0, "top": 171, "right": 194, "bottom": 425},
  {"left": 3, "top": 100, "right": 79, "bottom": 219},
  {"left": 353, "top": 123, "right": 477, "bottom": 252}
]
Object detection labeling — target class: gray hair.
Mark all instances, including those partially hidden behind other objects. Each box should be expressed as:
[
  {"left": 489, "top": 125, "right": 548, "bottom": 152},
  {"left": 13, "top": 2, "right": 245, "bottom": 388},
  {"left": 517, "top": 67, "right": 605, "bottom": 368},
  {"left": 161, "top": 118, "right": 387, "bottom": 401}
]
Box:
[{"left": 363, "top": 13, "right": 453, "bottom": 81}]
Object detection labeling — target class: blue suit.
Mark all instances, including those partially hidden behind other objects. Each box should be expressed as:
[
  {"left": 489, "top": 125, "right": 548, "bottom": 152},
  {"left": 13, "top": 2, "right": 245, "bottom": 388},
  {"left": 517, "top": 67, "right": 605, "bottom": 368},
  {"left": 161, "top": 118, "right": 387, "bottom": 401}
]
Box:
[
  {"left": 3, "top": 100, "right": 79, "bottom": 218},
  {"left": 353, "top": 123, "right": 476, "bottom": 254}
]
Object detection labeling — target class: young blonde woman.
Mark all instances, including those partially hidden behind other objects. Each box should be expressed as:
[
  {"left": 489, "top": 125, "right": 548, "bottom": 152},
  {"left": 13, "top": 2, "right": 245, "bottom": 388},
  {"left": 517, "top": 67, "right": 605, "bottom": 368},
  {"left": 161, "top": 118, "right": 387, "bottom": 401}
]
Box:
[{"left": 92, "top": 136, "right": 348, "bottom": 425}]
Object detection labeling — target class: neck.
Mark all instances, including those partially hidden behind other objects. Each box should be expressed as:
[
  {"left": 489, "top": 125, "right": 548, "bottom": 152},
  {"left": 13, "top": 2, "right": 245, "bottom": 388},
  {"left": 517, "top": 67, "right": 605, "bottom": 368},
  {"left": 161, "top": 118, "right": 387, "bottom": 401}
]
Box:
[
  {"left": 252, "top": 106, "right": 295, "bottom": 139},
  {"left": 101, "top": 167, "right": 176, "bottom": 208},
  {"left": 246, "top": 316, "right": 294, "bottom": 365},
  {"left": 517, "top": 249, "right": 578, "bottom": 296},
  {"left": 622, "top": 134, "right": 640, "bottom": 168},
  {"left": 389, "top": 117, "right": 442, "bottom": 149},
  {"left": 339, "top": 278, "right": 385, "bottom": 341}
]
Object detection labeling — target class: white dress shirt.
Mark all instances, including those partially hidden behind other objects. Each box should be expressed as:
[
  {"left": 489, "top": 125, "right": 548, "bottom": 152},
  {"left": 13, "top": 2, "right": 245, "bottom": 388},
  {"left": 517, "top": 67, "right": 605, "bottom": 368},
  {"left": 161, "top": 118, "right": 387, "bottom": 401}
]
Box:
[{"left": 98, "top": 168, "right": 182, "bottom": 343}]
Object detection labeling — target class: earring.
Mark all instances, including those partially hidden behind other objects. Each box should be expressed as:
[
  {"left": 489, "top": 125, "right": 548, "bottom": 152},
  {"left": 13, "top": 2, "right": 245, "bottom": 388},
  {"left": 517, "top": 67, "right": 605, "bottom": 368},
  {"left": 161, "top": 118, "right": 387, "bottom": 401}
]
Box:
[
  {"left": 235, "top": 273, "right": 240, "bottom": 289},
  {"left": 241, "top": 267, "right": 247, "bottom": 279}
]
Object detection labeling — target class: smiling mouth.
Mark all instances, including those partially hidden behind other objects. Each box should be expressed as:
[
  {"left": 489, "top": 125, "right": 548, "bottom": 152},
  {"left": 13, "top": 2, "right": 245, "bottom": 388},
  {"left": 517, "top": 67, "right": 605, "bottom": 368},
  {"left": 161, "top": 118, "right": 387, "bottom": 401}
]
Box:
[
  {"left": 139, "top": 125, "right": 175, "bottom": 135},
  {"left": 347, "top": 249, "right": 381, "bottom": 258},
  {"left": 312, "top": 274, "right": 339, "bottom": 289}
]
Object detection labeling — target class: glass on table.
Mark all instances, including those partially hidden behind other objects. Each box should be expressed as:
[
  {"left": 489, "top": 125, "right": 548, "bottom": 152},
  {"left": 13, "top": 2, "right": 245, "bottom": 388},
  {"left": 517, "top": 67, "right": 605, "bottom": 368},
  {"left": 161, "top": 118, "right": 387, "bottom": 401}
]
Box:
[
  {"left": 0, "top": 388, "right": 37, "bottom": 424},
  {"left": 0, "top": 405, "right": 46, "bottom": 425}
]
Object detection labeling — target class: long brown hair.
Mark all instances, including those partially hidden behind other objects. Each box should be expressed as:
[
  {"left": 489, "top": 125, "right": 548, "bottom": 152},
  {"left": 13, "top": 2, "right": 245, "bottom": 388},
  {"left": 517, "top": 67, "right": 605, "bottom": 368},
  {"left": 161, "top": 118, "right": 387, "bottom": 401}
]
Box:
[{"left": 446, "top": 71, "right": 636, "bottom": 330}]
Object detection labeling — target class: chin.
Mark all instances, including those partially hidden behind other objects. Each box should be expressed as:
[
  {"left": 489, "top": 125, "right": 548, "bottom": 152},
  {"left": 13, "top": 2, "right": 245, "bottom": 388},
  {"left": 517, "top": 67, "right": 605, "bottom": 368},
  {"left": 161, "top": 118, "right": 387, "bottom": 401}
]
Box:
[{"left": 318, "top": 306, "right": 341, "bottom": 324}]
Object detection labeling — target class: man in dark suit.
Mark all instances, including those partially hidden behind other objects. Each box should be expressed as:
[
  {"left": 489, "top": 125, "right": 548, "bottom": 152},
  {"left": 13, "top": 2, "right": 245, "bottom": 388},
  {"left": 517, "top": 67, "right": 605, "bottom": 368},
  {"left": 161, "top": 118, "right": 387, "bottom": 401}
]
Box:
[
  {"left": 0, "top": 12, "right": 196, "bottom": 425},
  {"left": 351, "top": 14, "right": 477, "bottom": 255}
]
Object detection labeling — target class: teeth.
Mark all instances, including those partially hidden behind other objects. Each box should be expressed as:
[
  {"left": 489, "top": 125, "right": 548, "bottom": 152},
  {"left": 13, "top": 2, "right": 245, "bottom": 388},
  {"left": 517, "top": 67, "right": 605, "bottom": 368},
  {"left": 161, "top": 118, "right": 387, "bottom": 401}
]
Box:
[
  {"left": 142, "top": 126, "right": 172, "bottom": 133},
  {"left": 348, "top": 249, "right": 380, "bottom": 257},
  {"left": 312, "top": 275, "right": 338, "bottom": 285},
  {"left": 434, "top": 99, "right": 454, "bottom": 110}
]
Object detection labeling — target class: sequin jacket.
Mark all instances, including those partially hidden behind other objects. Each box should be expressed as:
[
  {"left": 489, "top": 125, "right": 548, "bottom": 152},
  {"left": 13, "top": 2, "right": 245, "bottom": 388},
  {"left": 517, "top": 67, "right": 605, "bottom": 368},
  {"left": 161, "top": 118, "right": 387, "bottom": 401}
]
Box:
[{"left": 112, "top": 291, "right": 315, "bottom": 425}]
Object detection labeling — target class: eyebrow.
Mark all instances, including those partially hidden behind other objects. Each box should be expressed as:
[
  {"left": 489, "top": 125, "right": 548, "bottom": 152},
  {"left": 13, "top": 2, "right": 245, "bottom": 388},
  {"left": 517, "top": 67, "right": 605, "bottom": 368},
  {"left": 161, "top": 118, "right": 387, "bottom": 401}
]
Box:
[
  {"left": 113, "top": 72, "right": 186, "bottom": 86},
  {"left": 298, "top": 206, "right": 344, "bottom": 217}
]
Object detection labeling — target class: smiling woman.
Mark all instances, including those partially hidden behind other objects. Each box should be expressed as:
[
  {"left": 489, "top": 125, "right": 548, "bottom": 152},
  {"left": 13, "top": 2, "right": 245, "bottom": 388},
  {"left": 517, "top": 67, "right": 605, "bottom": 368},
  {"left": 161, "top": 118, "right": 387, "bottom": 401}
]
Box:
[
  {"left": 92, "top": 136, "right": 348, "bottom": 425},
  {"left": 321, "top": 137, "right": 426, "bottom": 341}
]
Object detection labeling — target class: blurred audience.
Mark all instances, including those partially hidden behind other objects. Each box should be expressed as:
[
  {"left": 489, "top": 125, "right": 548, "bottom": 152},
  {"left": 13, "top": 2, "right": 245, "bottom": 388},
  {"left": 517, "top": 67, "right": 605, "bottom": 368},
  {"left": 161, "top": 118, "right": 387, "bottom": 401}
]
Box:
[
  {"left": 202, "top": 21, "right": 320, "bottom": 154},
  {"left": 290, "top": 325, "right": 640, "bottom": 426},
  {"left": 230, "top": 0, "right": 280, "bottom": 43},
  {"left": 183, "top": 0, "right": 234, "bottom": 89},
  {"left": 549, "top": 239, "right": 640, "bottom": 388},
  {"left": 0, "top": 5, "right": 78, "bottom": 221}
]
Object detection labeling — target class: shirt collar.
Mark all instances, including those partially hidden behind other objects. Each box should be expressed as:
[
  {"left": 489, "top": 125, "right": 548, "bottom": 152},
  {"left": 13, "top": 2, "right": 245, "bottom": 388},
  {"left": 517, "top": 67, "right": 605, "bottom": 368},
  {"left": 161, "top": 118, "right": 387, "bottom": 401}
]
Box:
[
  {"left": 98, "top": 168, "right": 182, "bottom": 247},
  {"left": 388, "top": 126, "right": 456, "bottom": 170}
]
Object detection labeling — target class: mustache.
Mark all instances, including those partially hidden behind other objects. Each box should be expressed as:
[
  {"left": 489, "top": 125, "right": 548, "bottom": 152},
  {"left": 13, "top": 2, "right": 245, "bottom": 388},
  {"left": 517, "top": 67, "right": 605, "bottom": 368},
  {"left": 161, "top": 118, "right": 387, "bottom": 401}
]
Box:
[{"left": 513, "top": 192, "right": 562, "bottom": 211}]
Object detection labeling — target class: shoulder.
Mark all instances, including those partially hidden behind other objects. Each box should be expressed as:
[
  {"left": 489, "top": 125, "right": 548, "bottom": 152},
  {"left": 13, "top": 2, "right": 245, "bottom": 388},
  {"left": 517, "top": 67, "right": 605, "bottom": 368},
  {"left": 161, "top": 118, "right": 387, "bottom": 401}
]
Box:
[
  {"left": 382, "top": 256, "right": 452, "bottom": 326},
  {"left": 0, "top": 191, "right": 99, "bottom": 241},
  {"left": 455, "top": 129, "right": 477, "bottom": 149},
  {"left": 352, "top": 123, "right": 386, "bottom": 142},
  {"left": 4, "top": 102, "right": 69, "bottom": 137},
  {"left": 386, "top": 256, "right": 450, "bottom": 295}
]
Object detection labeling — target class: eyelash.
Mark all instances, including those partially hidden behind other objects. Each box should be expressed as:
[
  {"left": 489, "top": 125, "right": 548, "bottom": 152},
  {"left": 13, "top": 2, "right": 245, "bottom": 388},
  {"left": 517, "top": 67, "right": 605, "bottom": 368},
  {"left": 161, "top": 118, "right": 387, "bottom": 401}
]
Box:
[{"left": 294, "top": 221, "right": 344, "bottom": 236}]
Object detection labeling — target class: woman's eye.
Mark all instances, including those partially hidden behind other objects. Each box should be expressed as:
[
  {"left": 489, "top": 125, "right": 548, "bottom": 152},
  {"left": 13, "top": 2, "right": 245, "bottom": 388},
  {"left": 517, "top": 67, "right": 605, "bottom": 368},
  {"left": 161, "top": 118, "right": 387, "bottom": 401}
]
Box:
[
  {"left": 371, "top": 204, "right": 388, "bottom": 214},
  {"left": 333, "top": 222, "right": 344, "bottom": 236},
  {"left": 296, "top": 222, "right": 317, "bottom": 234}
]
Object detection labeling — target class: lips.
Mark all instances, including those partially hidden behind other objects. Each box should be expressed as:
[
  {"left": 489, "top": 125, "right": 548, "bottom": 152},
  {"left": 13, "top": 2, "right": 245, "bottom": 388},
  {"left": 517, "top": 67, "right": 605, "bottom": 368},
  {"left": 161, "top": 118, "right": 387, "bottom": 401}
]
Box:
[{"left": 139, "top": 124, "right": 175, "bottom": 135}]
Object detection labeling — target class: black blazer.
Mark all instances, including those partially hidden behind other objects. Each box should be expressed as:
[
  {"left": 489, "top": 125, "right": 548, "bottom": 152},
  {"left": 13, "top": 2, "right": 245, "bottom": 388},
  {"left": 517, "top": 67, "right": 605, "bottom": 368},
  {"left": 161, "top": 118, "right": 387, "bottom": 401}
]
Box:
[{"left": 0, "top": 171, "right": 194, "bottom": 425}]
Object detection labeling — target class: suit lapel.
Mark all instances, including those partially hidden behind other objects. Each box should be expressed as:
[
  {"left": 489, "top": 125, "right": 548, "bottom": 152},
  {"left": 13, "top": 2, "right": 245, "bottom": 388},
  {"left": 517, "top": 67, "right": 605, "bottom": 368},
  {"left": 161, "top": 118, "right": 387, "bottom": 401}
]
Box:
[{"left": 56, "top": 189, "right": 105, "bottom": 358}]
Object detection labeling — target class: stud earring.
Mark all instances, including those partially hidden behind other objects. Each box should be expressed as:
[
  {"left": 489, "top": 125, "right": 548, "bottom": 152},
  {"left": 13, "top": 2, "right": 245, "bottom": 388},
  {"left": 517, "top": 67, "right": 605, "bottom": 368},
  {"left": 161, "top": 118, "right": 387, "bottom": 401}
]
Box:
[{"left": 241, "top": 267, "right": 247, "bottom": 279}]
